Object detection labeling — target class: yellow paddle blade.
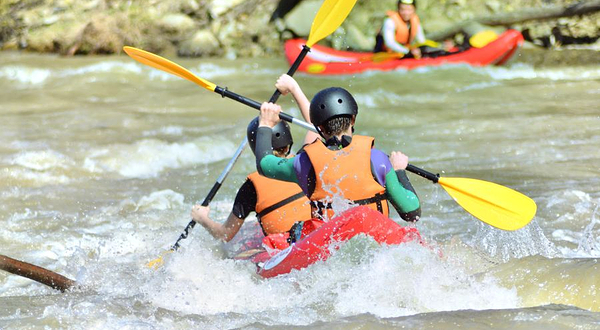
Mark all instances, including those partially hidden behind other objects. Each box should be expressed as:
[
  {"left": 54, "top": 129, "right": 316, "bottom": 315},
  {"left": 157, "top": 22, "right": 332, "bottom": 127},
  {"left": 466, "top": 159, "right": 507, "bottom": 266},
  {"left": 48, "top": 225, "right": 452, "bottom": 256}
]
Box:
[
  {"left": 358, "top": 52, "right": 403, "bottom": 63},
  {"left": 373, "top": 52, "right": 404, "bottom": 62},
  {"left": 146, "top": 249, "right": 174, "bottom": 270},
  {"left": 361, "top": 39, "right": 438, "bottom": 63},
  {"left": 469, "top": 30, "right": 499, "bottom": 48},
  {"left": 307, "top": 0, "right": 358, "bottom": 47},
  {"left": 414, "top": 39, "right": 440, "bottom": 49},
  {"left": 438, "top": 177, "right": 537, "bottom": 231},
  {"left": 123, "top": 46, "right": 216, "bottom": 92}
]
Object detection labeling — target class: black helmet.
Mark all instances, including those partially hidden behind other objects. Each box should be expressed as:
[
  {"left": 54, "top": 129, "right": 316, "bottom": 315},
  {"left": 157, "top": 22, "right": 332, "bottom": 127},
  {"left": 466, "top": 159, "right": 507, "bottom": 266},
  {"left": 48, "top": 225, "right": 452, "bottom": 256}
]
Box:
[
  {"left": 309, "top": 87, "right": 358, "bottom": 128},
  {"left": 247, "top": 117, "right": 293, "bottom": 155}
]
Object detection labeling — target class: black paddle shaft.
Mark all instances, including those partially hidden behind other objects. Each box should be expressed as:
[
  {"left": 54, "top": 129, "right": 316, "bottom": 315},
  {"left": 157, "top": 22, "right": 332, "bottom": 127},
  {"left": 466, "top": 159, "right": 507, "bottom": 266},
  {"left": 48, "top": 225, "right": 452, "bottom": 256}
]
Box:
[
  {"left": 171, "top": 50, "right": 313, "bottom": 251},
  {"left": 406, "top": 164, "right": 439, "bottom": 183},
  {"left": 213, "top": 86, "right": 298, "bottom": 125},
  {"left": 172, "top": 183, "right": 221, "bottom": 250},
  {"left": 269, "top": 45, "right": 310, "bottom": 103},
  {"left": 171, "top": 137, "right": 247, "bottom": 251}
]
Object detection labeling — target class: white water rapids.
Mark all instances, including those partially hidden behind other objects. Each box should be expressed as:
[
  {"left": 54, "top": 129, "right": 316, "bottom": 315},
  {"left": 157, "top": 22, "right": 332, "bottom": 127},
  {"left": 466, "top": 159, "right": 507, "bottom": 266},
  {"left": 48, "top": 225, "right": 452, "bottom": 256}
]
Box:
[{"left": 1, "top": 52, "right": 599, "bottom": 329}]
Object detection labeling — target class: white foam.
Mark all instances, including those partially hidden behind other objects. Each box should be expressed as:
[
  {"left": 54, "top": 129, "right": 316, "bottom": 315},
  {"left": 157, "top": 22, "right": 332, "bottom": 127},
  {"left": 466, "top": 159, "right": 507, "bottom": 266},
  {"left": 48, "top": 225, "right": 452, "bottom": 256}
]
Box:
[
  {"left": 83, "top": 137, "right": 236, "bottom": 178},
  {"left": 477, "top": 64, "right": 600, "bottom": 81},
  {"left": 470, "top": 220, "right": 558, "bottom": 262},
  {"left": 59, "top": 62, "right": 143, "bottom": 76},
  {"left": 331, "top": 241, "right": 519, "bottom": 317},
  {"left": 11, "top": 150, "right": 74, "bottom": 171},
  {"left": 135, "top": 190, "right": 185, "bottom": 211},
  {"left": 455, "top": 81, "right": 502, "bottom": 92},
  {"left": 143, "top": 236, "right": 520, "bottom": 321},
  {"left": 0, "top": 66, "right": 51, "bottom": 85},
  {"left": 1, "top": 167, "right": 71, "bottom": 185},
  {"left": 545, "top": 191, "right": 599, "bottom": 257},
  {"left": 142, "top": 126, "right": 184, "bottom": 137},
  {"left": 576, "top": 206, "right": 600, "bottom": 257},
  {"left": 353, "top": 88, "right": 446, "bottom": 109}
]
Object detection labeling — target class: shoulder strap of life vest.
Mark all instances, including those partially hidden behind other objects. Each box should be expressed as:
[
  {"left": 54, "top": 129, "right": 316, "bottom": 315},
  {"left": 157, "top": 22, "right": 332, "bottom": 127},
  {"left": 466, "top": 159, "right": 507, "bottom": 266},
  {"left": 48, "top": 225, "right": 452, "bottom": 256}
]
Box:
[{"left": 247, "top": 172, "right": 310, "bottom": 235}]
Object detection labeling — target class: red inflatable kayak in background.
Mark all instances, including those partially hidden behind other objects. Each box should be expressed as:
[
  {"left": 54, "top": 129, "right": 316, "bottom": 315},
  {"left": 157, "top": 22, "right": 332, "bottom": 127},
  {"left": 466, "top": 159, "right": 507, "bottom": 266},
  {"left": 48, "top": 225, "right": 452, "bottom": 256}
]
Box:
[
  {"left": 284, "top": 29, "right": 524, "bottom": 75},
  {"left": 244, "top": 206, "right": 422, "bottom": 278}
]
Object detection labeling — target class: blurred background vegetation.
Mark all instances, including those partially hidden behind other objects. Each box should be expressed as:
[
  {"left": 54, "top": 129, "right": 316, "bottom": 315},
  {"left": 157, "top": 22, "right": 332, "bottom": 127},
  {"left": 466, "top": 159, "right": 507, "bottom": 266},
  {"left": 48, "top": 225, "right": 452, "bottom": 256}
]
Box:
[{"left": 0, "top": 0, "right": 598, "bottom": 64}]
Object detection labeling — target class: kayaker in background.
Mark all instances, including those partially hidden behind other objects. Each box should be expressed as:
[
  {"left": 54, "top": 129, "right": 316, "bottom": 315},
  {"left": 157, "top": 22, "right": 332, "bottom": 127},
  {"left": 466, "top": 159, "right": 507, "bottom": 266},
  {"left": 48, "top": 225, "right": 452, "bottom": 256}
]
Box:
[
  {"left": 254, "top": 77, "right": 421, "bottom": 226},
  {"left": 190, "top": 118, "right": 312, "bottom": 250},
  {"left": 374, "top": 0, "right": 426, "bottom": 59}
]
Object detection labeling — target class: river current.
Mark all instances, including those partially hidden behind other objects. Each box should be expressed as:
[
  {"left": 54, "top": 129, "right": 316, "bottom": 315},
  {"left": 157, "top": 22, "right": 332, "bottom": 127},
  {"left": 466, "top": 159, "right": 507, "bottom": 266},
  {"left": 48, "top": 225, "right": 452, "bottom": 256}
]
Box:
[{"left": 1, "top": 51, "right": 599, "bottom": 329}]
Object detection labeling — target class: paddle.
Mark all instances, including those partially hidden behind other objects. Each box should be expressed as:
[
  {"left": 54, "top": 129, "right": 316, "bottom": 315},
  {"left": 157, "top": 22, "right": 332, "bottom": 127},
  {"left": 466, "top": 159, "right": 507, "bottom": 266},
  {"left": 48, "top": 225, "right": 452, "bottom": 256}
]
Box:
[
  {"left": 124, "top": 0, "right": 359, "bottom": 128},
  {"left": 123, "top": 49, "right": 536, "bottom": 231},
  {"left": 125, "top": 0, "right": 359, "bottom": 126},
  {"left": 269, "top": 0, "right": 357, "bottom": 102},
  {"left": 146, "top": 138, "right": 247, "bottom": 269},
  {"left": 360, "top": 40, "right": 440, "bottom": 62},
  {"left": 405, "top": 165, "right": 536, "bottom": 231},
  {"left": 124, "top": 46, "right": 315, "bottom": 132}
]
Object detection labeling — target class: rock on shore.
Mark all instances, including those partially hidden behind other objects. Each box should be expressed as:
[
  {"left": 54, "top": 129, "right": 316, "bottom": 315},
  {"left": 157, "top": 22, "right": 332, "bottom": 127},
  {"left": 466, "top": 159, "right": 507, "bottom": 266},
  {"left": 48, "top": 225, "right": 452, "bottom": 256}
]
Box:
[{"left": 1, "top": 0, "right": 598, "bottom": 63}]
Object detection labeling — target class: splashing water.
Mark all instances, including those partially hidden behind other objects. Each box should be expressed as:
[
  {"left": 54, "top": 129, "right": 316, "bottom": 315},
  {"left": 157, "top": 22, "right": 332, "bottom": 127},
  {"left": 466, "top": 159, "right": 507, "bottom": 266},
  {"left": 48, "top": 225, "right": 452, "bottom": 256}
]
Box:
[
  {"left": 577, "top": 205, "right": 600, "bottom": 256},
  {"left": 2, "top": 54, "right": 600, "bottom": 328}
]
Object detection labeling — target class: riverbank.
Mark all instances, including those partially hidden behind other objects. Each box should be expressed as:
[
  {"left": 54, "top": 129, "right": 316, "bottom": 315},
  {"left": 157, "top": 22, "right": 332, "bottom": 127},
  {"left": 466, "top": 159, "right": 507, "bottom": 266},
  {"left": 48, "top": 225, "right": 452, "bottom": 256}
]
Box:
[{"left": 1, "top": 0, "right": 598, "bottom": 62}]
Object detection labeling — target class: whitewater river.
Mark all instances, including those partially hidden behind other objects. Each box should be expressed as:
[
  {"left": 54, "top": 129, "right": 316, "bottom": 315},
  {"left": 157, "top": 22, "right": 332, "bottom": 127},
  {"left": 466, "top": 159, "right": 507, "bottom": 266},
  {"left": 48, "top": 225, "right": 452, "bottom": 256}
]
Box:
[{"left": 1, "top": 51, "right": 599, "bottom": 329}]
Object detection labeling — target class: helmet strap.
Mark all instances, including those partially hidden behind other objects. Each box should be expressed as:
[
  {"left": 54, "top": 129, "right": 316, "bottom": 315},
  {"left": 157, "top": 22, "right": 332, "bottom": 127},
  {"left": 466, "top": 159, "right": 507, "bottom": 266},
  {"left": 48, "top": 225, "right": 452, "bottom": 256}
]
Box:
[{"left": 315, "top": 125, "right": 326, "bottom": 140}]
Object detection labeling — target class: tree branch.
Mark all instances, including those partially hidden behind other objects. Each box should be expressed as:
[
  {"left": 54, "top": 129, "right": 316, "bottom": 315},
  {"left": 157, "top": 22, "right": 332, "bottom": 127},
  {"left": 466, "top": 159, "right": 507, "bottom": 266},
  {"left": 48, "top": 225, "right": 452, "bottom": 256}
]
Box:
[{"left": 0, "top": 254, "right": 77, "bottom": 292}]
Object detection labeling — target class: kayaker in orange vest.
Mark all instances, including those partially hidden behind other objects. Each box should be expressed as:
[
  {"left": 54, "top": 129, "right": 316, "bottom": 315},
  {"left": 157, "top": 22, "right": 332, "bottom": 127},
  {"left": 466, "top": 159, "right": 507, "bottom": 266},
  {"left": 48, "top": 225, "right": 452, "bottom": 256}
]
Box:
[
  {"left": 190, "top": 118, "right": 312, "bottom": 249},
  {"left": 253, "top": 79, "right": 421, "bottom": 223},
  {"left": 374, "top": 0, "right": 426, "bottom": 59}
]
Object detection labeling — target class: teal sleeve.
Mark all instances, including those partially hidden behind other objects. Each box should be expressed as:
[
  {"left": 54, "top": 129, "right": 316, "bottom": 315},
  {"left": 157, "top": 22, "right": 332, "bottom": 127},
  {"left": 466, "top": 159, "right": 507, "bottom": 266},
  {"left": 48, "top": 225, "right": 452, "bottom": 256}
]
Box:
[
  {"left": 385, "top": 170, "right": 420, "bottom": 213},
  {"left": 258, "top": 154, "right": 299, "bottom": 184}
]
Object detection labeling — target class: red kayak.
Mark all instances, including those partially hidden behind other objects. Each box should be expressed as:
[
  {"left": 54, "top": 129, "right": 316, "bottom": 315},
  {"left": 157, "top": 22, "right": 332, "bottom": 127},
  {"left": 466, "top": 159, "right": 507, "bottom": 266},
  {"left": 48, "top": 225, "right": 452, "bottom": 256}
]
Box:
[
  {"left": 240, "top": 206, "right": 422, "bottom": 278},
  {"left": 284, "top": 29, "right": 524, "bottom": 75}
]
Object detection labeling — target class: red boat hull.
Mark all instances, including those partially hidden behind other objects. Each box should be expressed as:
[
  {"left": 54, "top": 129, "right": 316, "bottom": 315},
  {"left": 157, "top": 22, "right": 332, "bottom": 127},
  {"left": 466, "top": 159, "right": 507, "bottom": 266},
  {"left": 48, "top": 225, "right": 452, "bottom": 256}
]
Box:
[
  {"left": 254, "top": 206, "right": 421, "bottom": 278},
  {"left": 284, "top": 30, "right": 524, "bottom": 75}
]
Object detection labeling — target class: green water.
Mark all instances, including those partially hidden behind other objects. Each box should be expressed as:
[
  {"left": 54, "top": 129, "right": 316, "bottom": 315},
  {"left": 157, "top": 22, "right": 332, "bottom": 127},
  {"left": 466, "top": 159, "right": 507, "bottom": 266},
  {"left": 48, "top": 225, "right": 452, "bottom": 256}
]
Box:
[{"left": 0, "top": 51, "right": 599, "bottom": 328}]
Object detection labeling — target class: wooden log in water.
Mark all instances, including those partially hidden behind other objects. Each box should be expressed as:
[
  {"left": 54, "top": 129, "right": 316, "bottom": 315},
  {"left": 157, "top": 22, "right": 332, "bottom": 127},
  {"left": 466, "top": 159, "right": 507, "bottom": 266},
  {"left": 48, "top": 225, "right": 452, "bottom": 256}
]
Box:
[
  {"left": 0, "top": 254, "right": 76, "bottom": 292},
  {"left": 429, "top": 0, "right": 600, "bottom": 41}
]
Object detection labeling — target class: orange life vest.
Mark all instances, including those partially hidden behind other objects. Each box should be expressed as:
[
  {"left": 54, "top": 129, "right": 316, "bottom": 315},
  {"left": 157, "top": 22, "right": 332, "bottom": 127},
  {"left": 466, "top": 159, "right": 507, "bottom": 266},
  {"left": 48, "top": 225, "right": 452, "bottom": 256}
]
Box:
[
  {"left": 303, "top": 135, "right": 389, "bottom": 219},
  {"left": 247, "top": 172, "right": 311, "bottom": 235},
  {"left": 385, "top": 10, "right": 420, "bottom": 48}
]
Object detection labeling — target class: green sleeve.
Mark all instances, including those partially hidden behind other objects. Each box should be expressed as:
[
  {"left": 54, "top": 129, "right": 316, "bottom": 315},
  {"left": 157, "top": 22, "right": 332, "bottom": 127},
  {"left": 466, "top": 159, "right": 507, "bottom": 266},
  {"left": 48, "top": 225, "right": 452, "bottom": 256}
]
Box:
[
  {"left": 258, "top": 154, "right": 299, "bottom": 184},
  {"left": 385, "top": 170, "right": 420, "bottom": 213}
]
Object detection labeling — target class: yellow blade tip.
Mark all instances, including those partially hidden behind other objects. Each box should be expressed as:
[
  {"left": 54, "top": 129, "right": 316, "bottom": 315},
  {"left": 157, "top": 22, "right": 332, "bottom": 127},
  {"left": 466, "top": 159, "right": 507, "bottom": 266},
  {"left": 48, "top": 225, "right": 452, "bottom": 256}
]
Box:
[
  {"left": 146, "top": 250, "right": 174, "bottom": 270},
  {"left": 146, "top": 257, "right": 164, "bottom": 269}
]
